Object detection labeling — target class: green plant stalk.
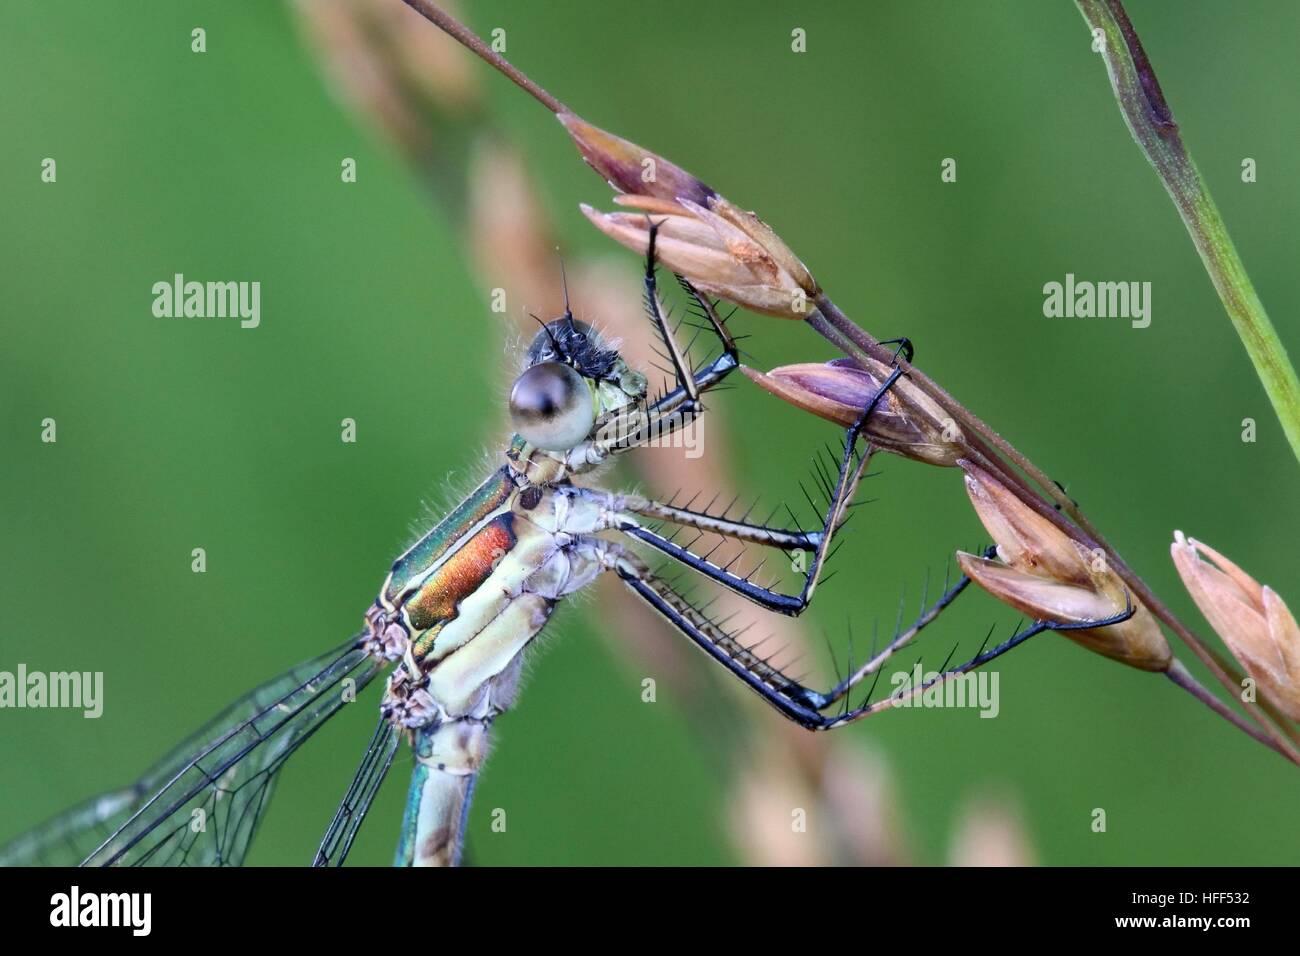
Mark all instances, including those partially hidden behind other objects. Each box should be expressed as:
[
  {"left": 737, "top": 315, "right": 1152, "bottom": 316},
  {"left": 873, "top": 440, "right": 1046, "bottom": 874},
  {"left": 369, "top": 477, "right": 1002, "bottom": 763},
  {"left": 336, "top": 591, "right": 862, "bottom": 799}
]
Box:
[{"left": 1076, "top": 0, "right": 1300, "bottom": 466}]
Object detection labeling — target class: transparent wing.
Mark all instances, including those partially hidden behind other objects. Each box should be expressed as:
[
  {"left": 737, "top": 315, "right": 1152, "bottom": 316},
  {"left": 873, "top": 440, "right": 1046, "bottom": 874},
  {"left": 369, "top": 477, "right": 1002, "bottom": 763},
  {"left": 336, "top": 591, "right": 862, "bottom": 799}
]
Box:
[
  {"left": 0, "top": 786, "right": 144, "bottom": 867},
  {"left": 0, "top": 636, "right": 380, "bottom": 867},
  {"left": 312, "top": 718, "right": 400, "bottom": 867}
]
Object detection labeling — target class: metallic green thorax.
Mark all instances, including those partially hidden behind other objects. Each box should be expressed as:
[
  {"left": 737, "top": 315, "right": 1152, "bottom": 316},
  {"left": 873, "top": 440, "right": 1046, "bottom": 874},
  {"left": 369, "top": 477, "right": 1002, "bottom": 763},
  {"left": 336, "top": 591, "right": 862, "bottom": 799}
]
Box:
[{"left": 382, "top": 467, "right": 515, "bottom": 605}]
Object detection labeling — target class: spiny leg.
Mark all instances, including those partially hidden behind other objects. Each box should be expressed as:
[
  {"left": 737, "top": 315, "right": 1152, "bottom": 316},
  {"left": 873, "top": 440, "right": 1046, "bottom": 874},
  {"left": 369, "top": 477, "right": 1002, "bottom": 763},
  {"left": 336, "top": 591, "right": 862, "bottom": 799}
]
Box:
[
  {"left": 573, "top": 363, "right": 900, "bottom": 558},
  {"left": 596, "top": 237, "right": 738, "bottom": 456},
  {"left": 614, "top": 439, "right": 872, "bottom": 616},
  {"left": 641, "top": 222, "right": 740, "bottom": 409},
  {"left": 811, "top": 546, "right": 995, "bottom": 710},
  {"left": 605, "top": 544, "right": 965, "bottom": 722},
  {"left": 631, "top": 324, "right": 908, "bottom": 452},
  {"left": 877, "top": 337, "right": 914, "bottom": 364},
  {"left": 816, "top": 606, "right": 1135, "bottom": 729},
  {"left": 607, "top": 220, "right": 910, "bottom": 614},
  {"left": 608, "top": 546, "right": 833, "bottom": 725},
  {"left": 611, "top": 365, "right": 906, "bottom": 616},
  {"left": 575, "top": 485, "right": 822, "bottom": 551},
  {"left": 642, "top": 220, "right": 702, "bottom": 406},
  {"left": 609, "top": 543, "right": 1135, "bottom": 730}
]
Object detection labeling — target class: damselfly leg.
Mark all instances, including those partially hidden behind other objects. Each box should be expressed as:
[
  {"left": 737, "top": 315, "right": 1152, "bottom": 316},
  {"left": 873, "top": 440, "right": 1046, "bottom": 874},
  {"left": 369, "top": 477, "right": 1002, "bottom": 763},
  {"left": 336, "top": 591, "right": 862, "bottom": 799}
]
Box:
[
  {"left": 586, "top": 226, "right": 738, "bottom": 457},
  {"left": 613, "top": 543, "right": 1136, "bottom": 730},
  {"left": 595, "top": 368, "right": 906, "bottom": 616}
]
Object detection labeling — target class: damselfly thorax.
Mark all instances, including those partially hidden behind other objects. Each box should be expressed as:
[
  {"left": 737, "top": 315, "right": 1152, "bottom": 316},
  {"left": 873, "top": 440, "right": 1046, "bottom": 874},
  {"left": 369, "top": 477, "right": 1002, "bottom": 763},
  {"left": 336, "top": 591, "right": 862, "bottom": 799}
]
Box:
[{"left": 363, "top": 314, "right": 647, "bottom": 719}]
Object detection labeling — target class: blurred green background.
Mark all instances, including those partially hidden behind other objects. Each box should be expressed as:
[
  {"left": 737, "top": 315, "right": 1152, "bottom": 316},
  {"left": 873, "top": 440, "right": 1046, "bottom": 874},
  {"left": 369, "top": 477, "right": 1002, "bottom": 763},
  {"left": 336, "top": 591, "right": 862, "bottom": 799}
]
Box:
[{"left": 2, "top": 0, "right": 1297, "bottom": 866}]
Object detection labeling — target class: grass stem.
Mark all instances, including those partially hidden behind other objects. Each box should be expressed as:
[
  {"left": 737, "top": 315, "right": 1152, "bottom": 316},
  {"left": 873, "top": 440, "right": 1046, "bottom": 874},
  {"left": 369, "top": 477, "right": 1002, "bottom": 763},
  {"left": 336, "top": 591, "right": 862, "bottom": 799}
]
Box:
[{"left": 1076, "top": 0, "right": 1300, "bottom": 466}]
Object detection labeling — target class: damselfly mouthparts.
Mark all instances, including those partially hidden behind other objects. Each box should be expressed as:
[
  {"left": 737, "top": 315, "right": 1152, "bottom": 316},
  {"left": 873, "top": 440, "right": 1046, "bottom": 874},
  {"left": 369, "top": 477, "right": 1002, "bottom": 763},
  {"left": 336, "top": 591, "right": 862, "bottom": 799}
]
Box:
[{"left": 0, "top": 231, "right": 1125, "bottom": 867}]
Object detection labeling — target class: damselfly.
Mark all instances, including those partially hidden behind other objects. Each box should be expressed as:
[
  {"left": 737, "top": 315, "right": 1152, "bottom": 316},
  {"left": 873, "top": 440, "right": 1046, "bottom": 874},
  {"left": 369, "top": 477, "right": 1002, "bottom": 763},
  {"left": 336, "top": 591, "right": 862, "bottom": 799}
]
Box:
[{"left": 1, "top": 230, "right": 1110, "bottom": 867}]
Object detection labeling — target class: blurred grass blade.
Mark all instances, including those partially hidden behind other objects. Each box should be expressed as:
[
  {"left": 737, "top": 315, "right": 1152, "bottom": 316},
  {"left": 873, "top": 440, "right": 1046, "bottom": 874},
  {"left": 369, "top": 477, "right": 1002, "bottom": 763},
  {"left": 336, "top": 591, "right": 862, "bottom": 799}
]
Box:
[{"left": 1076, "top": 0, "right": 1300, "bottom": 466}]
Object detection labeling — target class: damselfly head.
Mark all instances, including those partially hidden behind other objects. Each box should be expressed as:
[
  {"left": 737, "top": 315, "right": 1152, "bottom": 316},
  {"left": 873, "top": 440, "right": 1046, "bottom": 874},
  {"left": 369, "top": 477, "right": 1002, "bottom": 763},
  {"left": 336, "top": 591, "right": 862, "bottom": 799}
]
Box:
[{"left": 509, "top": 316, "right": 647, "bottom": 453}]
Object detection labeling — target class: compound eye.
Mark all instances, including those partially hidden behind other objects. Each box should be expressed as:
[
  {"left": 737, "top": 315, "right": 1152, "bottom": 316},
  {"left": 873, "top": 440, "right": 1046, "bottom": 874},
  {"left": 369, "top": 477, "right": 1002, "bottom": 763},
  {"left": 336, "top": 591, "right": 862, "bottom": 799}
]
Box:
[{"left": 509, "top": 361, "right": 595, "bottom": 451}]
